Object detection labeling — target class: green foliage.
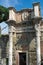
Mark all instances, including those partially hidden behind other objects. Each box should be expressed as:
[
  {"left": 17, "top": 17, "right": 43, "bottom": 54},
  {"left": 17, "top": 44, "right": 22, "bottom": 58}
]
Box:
[{"left": 0, "top": 5, "right": 9, "bottom": 23}]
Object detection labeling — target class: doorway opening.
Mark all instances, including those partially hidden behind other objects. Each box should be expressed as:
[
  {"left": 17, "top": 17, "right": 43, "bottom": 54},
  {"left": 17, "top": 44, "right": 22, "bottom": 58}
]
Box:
[
  {"left": 16, "top": 51, "right": 28, "bottom": 65},
  {"left": 19, "top": 53, "right": 26, "bottom": 65}
]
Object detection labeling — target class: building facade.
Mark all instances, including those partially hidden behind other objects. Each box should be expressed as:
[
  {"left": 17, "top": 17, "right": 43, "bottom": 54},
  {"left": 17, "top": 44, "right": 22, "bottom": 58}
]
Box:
[{"left": 0, "top": 2, "right": 43, "bottom": 65}]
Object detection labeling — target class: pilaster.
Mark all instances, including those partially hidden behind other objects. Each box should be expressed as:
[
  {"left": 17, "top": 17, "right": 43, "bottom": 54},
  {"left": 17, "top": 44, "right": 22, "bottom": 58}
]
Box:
[
  {"left": 35, "top": 24, "right": 41, "bottom": 65},
  {"left": 8, "top": 26, "right": 13, "bottom": 65}
]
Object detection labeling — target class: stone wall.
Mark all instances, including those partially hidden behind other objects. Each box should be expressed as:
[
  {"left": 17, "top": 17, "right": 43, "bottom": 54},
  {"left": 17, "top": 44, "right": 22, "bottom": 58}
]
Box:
[
  {"left": 0, "top": 31, "right": 43, "bottom": 65},
  {"left": 40, "top": 31, "right": 43, "bottom": 64},
  {"left": 0, "top": 35, "right": 9, "bottom": 65},
  {"left": 13, "top": 32, "right": 37, "bottom": 65}
]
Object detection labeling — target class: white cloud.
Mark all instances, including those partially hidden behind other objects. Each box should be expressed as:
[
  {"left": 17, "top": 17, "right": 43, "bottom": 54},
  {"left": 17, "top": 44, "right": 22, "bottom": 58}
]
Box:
[
  {"left": 1, "top": 0, "right": 10, "bottom": 7},
  {"left": 9, "top": 0, "right": 22, "bottom": 7},
  {"left": 0, "top": 0, "right": 22, "bottom": 7},
  {"left": 2, "top": 0, "right": 22, "bottom": 7},
  {"left": 14, "top": 0, "right": 20, "bottom": 5}
]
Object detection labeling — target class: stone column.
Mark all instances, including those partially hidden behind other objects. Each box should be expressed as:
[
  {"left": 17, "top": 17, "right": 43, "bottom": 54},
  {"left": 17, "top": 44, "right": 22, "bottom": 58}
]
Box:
[
  {"left": 35, "top": 24, "right": 41, "bottom": 65},
  {"left": 13, "top": 32, "right": 16, "bottom": 65},
  {"left": 8, "top": 26, "right": 13, "bottom": 65}
]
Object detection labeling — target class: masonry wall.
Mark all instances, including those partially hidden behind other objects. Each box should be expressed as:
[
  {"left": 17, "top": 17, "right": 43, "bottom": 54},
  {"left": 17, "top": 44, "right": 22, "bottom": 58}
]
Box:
[
  {"left": 0, "top": 32, "right": 43, "bottom": 65},
  {"left": 13, "top": 32, "right": 37, "bottom": 65},
  {"left": 0, "top": 35, "right": 9, "bottom": 65},
  {"left": 40, "top": 31, "right": 43, "bottom": 63}
]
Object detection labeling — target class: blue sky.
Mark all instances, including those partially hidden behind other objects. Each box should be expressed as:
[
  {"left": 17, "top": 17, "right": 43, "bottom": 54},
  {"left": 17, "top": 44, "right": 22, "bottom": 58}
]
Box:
[{"left": 0, "top": 0, "right": 43, "bottom": 34}]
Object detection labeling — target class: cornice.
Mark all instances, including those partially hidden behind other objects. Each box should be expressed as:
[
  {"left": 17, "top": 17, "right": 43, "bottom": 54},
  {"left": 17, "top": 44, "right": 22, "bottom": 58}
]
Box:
[{"left": 8, "top": 7, "right": 33, "bottom": 13}]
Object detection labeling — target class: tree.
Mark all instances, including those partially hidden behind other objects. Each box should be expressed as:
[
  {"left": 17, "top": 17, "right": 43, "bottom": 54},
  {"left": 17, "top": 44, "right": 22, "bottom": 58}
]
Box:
[{"left": 0, "top": 5, "right": 9, "bottom": 23}]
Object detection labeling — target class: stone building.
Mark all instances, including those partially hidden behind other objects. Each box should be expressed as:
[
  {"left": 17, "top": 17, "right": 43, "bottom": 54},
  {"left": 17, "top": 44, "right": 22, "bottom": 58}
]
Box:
[{"left": 0, "top": 2, "right": 43, "bottom": 65}]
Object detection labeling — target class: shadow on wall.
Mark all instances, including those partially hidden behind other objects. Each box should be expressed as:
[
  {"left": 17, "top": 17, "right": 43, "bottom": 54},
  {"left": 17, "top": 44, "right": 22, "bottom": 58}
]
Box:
[{"left": 14, "top": 31, "right": 36, "bottom": 51}]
